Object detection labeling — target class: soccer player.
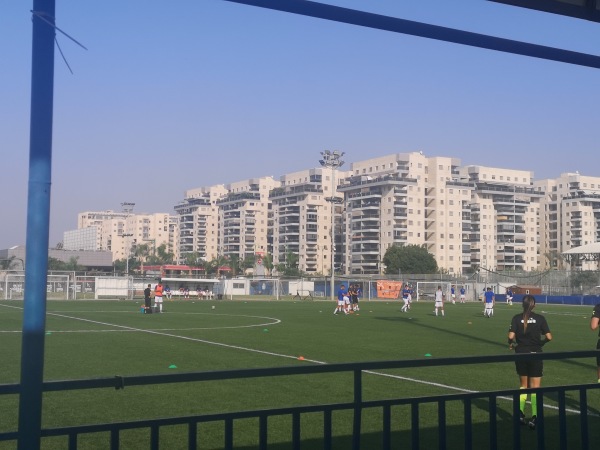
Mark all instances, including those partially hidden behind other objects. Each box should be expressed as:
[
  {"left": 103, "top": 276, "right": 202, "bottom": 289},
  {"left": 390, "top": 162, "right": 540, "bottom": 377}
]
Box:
[
  {"left": 434, "top": 286, "right": 445, "bottom": 317},
  {"left": 590, "top": 303, "right": 600, "bottom": 383},
  {"left": 354, "top": 284, "right": 361, "bottom": 311},
  {"left": 401, "top": 284, "right": 412, "bottom": 313},
  {"left": 508, "top": 295, "right": 552, "bottom": 430},
  {"left": 334, "top": 284, "right": 348, "bottom": 315},
  {"left": 483, "top": 287, "right": 495, "bottom": 317},
  {"left": 459, "top": 286, "right": 466, "bottom": 303},
  {"left": 154, "top": 282, "right": 164, "bottom": 313},
  {"left": 450, "top": 285, "right": 456, "bottom": 304},
  {"left": 506, "top": 287, "right": 514, "bottom": 306},
  {"left": 350, "top": 284, "right": 360, "bottom": 312}
]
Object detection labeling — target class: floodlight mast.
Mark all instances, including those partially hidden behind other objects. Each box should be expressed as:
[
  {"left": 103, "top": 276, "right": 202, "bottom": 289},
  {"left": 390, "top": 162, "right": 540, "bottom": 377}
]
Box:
[
  {"left": 121, "top": 202, "right": 135, "bottom": 276},
  {"left": 319, "top": 150, "right": 345, "bottom": 302}
]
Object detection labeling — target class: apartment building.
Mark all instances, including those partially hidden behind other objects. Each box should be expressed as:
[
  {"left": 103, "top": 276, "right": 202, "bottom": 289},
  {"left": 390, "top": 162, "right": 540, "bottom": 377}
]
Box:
[
  {"left": 217, "top": 177, "right": 279, "bottom": 261},
  {"left": 458, "top": 165, "right": 543, "bottom": 272},
  {"left": 339, "top": 153, "right": 472, "bottom": 275},
  {"left": 270, "top": 168, "right": 349, "bottom": 274},
  {"left": 535, "top": 172, "right": 600, "bottom": 270},
  {"left": 70, "top": 162, "right": 600, "bottom": 275},
  {"left": 174, "top": 185, "right": 227, "bottom": 263},
  {"left": 65, "top": 210, "right": 176, "bottom": 262}
]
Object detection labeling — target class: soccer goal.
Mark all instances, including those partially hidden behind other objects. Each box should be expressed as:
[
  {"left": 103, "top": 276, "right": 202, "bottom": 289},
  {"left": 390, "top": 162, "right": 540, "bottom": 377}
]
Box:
[
  {"left": 416, "top": 281, "right": 452, "bottom": 302},
  {"left": 3, "top": 273, "right": 71, "bottom": 300}
]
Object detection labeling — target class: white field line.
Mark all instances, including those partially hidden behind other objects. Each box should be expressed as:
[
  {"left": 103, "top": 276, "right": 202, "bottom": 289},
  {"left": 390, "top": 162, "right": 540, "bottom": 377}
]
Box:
[
  {"left": 0, "top": 304, "right": 593, "bottom": 416},
  {"left": 0, "top": 304, "right": 280, "bottom": 332}
]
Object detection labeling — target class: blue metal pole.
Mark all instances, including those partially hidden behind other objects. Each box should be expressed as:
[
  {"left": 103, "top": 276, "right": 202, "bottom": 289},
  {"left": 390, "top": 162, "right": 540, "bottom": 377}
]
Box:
[{"left": 17, "top": 1, "right": 55, "bottom": 448}]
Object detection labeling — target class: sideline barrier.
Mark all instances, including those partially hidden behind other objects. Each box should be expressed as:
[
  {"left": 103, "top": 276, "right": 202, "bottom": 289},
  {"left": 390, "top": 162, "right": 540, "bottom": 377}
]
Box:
[{"left": 0, "top": 350, "right": 598, "bottom": 449}]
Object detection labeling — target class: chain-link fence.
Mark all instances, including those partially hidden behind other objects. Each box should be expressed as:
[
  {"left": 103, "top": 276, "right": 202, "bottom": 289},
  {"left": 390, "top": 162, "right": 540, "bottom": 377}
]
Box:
[{"left": 1, "top": 269, "right": 599, "bottom": 300}]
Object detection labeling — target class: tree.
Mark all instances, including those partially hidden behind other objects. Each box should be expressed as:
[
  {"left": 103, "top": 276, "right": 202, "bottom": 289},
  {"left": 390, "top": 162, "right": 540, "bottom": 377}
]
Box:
[
  {"left": 113, "top": 259, "right": 126, "bottom": 274},
  {"left": 181, "top": 252, "right": 202, "bottom": 268},
  {"left": 570, "top": 270, "right": 599, "bottom": 294},
  {"left": 0, "top": 256, "right": 18, "bottom": 270},
  {"left": 275, "top": 251, "right": 304, "bottom": 277},
  {"left": 229, "top": 254, "right": 241, "bottom": 277},
  {"left": 240, "top": 254, "right": 255, "bottom": 271},
  {"left": 154, "top": 244, "right": 175, "bottom": 265},
  {"left": 205, "top": 255, "right": 229, "bottom": 277},
  {"left": 133, "top": 243, "right": 151, "bottom": 268},
  {"left": 47, "top": 256, "right": 84, "bottom": 271},
  {"left": 261, "top": 253, "right": 274, "bottom": 276},
  {"left": 64, "top": 257, "right": 83, "bottom": 271},
  {"left": 382, "top": 244, "right": 438, "bottom": 275}
]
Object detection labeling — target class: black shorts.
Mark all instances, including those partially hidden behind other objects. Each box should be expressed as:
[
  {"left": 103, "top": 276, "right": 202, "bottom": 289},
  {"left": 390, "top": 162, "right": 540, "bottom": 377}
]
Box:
[
  {"left": 596, "top": 339, "right": 600, "bottom": 367},
  {"left": 351, "top": 296, "right": 358, "bottom": 304},
  {"left": 515, "top": 351, "right": 543, "bottom": 378}
]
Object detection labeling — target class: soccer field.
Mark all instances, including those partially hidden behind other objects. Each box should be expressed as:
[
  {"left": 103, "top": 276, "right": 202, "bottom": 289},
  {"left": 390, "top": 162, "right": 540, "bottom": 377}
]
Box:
[{"left": 0, "top": 298, "right": 598, "bottom": 449}]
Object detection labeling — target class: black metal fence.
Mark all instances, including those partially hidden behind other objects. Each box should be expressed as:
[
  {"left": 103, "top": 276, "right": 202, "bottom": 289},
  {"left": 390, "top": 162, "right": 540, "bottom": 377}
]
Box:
[{"left": 0, "top": 350, "right": 599, "bottom": 449}]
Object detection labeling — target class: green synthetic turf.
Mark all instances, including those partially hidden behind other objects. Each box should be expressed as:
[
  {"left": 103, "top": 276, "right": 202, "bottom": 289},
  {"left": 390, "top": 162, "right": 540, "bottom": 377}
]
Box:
[{"left": 0, "top": 299, "right": 598, "bottom": 449}]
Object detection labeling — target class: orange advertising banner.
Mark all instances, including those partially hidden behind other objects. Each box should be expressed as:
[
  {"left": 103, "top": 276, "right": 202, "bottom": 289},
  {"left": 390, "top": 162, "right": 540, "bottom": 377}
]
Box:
[{"left": 377, "top": 280, "right": 403, "bottom": 299}]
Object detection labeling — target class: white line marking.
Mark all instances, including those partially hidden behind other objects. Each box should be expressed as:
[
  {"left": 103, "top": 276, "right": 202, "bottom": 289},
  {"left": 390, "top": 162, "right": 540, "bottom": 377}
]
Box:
[{"left": 1, "top": 303, "right": 594, "bottom": 416}]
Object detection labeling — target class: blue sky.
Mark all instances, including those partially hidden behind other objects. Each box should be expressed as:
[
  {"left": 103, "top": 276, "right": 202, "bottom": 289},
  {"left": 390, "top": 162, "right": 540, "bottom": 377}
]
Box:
[{"left": 2, "top": 0, "right": 600, "bottom": 249}]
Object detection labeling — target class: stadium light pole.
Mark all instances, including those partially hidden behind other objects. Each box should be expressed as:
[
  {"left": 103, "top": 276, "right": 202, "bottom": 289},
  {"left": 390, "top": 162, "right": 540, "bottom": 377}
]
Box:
[
  {"left": 319, "top": 150, "right": 345, "bottom": 302},
  {"left": 121, "top": 202, "right": 135, "bottom": 276}
]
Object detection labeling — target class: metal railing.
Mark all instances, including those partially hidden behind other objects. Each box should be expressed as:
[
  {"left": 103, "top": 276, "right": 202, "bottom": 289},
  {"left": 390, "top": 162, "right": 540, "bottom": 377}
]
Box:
[{"left": 0, "top": 350, "right": 598, "bottom": 449}]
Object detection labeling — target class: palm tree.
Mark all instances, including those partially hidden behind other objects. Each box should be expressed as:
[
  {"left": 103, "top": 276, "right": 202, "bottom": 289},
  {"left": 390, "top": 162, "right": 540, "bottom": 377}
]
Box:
[
  {"left": 182, "top": 252, "right": 202, "bottom": 268},
  {"left": 229, "top": 254, "right": 241, "bottom": 277},
  {"left": 261, "top": 253, "right": 274, "bottom": 276},
  {"left": 133, "top": 243, "right": 151, "bottom": 270},
  {"left": 240, "top": 254, "right": 256, "bottom": 275},
  {"left": 206, "top": 255, "right": 229, "bottom": 277},
  {"left": 155, "top": 244, "right": 175, "bottom": 265}
]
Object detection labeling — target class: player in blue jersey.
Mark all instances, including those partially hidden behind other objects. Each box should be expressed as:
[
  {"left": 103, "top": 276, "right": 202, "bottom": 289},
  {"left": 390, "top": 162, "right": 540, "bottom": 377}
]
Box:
[{"left": 483, "top": 287, "right": 495, "bottom": 317}]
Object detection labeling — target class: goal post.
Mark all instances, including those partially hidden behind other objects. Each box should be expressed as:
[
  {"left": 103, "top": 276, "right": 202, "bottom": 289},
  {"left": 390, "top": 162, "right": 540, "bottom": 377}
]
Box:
[
  {"left": 416, "top": 281, "right": 452, "bottom": 302},
  {"left": 3, "top": 273, "right": 71, "bottom": 300}
]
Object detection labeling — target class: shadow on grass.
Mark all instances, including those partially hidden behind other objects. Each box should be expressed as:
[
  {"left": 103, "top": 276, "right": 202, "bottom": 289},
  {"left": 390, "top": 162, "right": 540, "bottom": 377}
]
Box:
[
  {"left": 375, "top": 314, "right": 507, "bottom": 350},
  {"left": 375, "top": 314, "right": 600, "bottom": 376}
]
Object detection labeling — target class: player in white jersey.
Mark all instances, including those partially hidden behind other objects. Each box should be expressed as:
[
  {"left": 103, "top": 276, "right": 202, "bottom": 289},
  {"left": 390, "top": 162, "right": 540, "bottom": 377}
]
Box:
[{"left": 434, "top": 286, "right": 445, "bottom": 317}]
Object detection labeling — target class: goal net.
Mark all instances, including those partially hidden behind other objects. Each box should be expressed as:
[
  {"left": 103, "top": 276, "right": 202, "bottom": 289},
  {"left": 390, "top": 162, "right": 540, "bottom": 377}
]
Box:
[
  {"left": 416, "top": 281, "right": 452, "bottom": 302},
  {"left": 2, "top": 273, "right": 71, "bottom": 300}
]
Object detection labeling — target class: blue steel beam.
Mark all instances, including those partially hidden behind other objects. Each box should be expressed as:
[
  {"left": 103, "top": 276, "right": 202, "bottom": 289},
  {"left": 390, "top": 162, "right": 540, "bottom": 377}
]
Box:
[
  {"left": 488, "top": 0, "right": 600, "bottom": 23},
  {"left": 222, "top": 0, "right": 600, "bottom": 69},
  {"left": 18, "top": 1, "right": 55, "bottom": 449}
]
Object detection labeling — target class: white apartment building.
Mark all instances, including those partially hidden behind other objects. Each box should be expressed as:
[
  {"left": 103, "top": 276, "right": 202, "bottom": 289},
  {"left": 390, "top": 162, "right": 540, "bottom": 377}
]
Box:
[
  {"left": 270, "top": 167, "right": 349, "bottom": 274},
  {"left": 535, "top": 172, "right": 600, "bottom": 270},
  {"left": 66, "top": 210, "right": 176, "bottom": 262},
  {"left": 63, "top": 226, "right": 101, "bottom": 251},
  {"left": 217, "top": 177, "right": 279, "bottom": 261},
  {"left": 160, "top": 155, "right": 600, "bottom": 276},
  {"left": 175, "top": 185, "right": 227, "bottom": 263},
  {"left": 458, "top": 165, "right": 542, "bottom": 272},
  {"left": 340, "top": 152, "right": 471, "bottom": 275}
]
